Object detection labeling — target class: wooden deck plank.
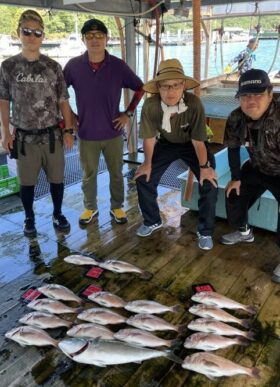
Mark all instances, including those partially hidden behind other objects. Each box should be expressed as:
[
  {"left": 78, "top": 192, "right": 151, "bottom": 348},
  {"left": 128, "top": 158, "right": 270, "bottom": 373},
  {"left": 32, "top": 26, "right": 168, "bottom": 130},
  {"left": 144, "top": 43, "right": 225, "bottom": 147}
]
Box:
[
  {"left": 0, "top": 347, "right": 46, "bottom": 387},
  {"left": 0, "top": 165, "right": 280, "bottom": 386},
  {"left": 0, "top": 217, "right": 22, "bottom": 248}
]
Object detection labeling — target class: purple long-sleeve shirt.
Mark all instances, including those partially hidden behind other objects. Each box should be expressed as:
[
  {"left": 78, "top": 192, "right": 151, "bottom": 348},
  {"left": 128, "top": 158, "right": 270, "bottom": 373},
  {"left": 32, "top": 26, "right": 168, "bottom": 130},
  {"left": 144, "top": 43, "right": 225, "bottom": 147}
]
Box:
[{"left": 64, "top": 50, "right": 143, "bottom": 141}]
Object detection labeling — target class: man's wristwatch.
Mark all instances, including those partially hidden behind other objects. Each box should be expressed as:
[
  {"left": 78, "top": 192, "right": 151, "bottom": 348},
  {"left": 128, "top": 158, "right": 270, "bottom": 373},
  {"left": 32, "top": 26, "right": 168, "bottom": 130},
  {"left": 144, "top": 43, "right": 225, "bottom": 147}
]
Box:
[
  {"left": 125, "top": 110, "right": 134, "bottom": 118},
  {"left": 199, "top": 161, "right": 210, "bottom": 169},
  {"left": 64, "top": 128, "right": 74, "bottom": 135}
]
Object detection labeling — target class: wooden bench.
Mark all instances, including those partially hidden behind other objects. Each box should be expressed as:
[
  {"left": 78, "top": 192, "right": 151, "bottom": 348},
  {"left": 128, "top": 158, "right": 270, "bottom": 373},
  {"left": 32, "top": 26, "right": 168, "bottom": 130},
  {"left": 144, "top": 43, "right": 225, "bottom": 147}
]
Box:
[{"left": 178, "top": 147, "right": 278, "bottom": 232}]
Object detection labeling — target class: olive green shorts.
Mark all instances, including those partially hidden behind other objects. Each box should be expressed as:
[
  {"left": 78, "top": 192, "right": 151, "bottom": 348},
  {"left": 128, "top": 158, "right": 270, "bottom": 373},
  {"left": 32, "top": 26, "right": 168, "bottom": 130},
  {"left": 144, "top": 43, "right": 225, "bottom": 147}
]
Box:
[{"left": 16, "top": 140, "right": 65, "bottom": 186}]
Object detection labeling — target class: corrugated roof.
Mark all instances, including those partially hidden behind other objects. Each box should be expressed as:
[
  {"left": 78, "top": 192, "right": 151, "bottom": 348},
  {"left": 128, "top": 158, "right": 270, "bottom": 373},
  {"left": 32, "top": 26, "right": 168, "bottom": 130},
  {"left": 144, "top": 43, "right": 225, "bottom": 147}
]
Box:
[{"left": 0, "top": 0, "right": 278, "bottom": 18}]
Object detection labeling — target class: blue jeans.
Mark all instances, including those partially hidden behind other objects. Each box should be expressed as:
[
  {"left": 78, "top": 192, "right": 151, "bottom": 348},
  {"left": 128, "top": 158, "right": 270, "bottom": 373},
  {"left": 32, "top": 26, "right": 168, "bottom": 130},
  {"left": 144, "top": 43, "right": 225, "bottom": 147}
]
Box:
[{"left": 136, "top": 139, "right": 217, "bottom": 236}]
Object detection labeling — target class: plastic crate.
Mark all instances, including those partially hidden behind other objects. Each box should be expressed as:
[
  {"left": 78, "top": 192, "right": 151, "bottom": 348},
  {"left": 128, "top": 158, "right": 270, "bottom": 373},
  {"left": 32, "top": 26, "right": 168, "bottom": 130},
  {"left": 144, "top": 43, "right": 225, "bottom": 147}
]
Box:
[
  {"left": 0, "top": 165, "right": 9, "bottom": 180},
  {"left": 0, "top": 176, "right": 19, "bottom": 198}
]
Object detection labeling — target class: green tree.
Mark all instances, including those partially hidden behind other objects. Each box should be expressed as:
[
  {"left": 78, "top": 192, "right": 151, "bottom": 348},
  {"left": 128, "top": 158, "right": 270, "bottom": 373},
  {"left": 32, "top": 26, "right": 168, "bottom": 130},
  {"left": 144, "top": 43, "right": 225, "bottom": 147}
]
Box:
[{"left": 0, "top": 5, "right": 278, "bottom": 39}]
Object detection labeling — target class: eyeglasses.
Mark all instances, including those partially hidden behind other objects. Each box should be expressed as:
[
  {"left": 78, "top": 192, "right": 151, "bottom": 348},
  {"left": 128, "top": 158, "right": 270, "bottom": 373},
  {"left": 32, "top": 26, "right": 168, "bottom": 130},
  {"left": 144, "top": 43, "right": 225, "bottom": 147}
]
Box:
[
  {"left": 20, "top": 27, "right": 44, "bottom": 38},
  {"left": 84, "top": 31, "right": 106, "bottom": 40},
  {"left": 158, "top": 81, "right": 185, "bottom": 91}
]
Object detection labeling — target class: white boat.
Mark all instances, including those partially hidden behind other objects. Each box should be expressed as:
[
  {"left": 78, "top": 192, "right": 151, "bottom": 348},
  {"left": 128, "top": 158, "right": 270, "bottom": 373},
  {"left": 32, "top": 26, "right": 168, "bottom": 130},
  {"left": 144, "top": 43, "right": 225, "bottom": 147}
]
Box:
[
  {"left": 0, "top": 35, "right": 20, "bottom": 58},
  {"left": 48, "top": 33, "right": 85, "bottom": 58}
]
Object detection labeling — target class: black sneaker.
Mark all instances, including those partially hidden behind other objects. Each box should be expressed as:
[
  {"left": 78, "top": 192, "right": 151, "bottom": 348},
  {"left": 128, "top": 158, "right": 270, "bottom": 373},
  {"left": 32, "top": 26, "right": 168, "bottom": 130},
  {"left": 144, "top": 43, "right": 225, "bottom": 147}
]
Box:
[
  {"left": 24, "top": 218, "right": 37, "bottom": 238},
  {"left": 52, "top": 213, "right": 70, "bottom": 231}
]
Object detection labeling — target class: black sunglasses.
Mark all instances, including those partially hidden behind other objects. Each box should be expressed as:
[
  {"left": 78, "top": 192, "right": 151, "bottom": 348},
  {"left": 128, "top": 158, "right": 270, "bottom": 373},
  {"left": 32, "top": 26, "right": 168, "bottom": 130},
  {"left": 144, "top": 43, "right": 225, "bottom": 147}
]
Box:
[{"left": 20, "top": 27, "right": 44, "bottom": 38}]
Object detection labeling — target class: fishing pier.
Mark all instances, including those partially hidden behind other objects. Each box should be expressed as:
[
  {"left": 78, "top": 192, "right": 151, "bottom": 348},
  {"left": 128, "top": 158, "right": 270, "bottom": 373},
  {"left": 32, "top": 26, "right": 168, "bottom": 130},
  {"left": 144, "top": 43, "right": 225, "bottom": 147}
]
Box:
[
  {"left": 0, "top": 0, "right": 280, "bottom": 386},
  {"left": 1, "top": 155, "right": 280, "bottom": 386}
]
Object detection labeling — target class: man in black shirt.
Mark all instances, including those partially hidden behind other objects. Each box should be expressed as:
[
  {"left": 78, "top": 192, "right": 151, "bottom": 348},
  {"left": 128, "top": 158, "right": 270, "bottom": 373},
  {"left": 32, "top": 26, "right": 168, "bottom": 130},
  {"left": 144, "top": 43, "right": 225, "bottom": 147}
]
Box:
[{"left": 221, "top": 69, "right": 280, "bottom": 256}]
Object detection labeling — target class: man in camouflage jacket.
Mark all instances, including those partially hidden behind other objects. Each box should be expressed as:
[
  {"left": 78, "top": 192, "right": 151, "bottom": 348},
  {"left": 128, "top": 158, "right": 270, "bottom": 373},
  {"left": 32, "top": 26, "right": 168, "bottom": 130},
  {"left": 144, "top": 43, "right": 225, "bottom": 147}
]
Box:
[{"left": 221, "top": 69, "right": 280, "bottom": 261}]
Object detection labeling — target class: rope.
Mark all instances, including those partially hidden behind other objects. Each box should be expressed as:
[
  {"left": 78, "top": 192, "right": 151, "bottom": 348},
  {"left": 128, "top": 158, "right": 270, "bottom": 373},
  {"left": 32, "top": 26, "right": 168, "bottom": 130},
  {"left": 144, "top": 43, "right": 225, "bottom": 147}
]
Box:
[
  {"left": 219, "top": 20, "right": 224, "bottom": 74},
  {"left": 149, "top": 0, "right": 161, "bottom": 78},
  {"left": 267, "top": 25, "right": 280, "bottom": 74},
  {"left": 214, "top": 39, "right": 220, "bottom": 75},
  {"left": 76, "top": 0, "right": 165, "bottom": 17},
  {"left": 115, "top": 17, "right": 128, "bottom": 109},
  {"left": 213, "top": 25, "right": 224, "bottom": 76},
  {"left": 114, "top": 16, "right": 138, "bottom": 153},
  {"left": 193, "top": 0, "right": 201, "bottom": 93}
]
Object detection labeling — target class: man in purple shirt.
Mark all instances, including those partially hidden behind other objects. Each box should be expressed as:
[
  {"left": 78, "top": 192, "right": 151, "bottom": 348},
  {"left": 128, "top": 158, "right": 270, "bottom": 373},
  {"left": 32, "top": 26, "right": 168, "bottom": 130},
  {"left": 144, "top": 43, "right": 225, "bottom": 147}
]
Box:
[{"left": 64, "top": 19, "right": 143, "bottom": 225}]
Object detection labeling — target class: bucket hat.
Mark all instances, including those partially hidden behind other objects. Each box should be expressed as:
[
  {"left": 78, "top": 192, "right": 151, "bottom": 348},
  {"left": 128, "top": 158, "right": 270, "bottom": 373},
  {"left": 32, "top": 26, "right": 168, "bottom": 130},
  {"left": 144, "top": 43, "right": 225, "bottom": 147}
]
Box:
[{"left": 143, "top": 59, "right": 199, "bottom": 94}]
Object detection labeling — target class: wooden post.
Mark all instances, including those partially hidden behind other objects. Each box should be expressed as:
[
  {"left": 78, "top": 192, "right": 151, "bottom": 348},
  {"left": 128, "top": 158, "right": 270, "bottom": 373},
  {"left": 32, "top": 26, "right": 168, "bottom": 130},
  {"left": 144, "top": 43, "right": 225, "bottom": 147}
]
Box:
[
  {"left": 115, "top": 17, "right": 128, "bottom": 108},
  {"left": 124, "top": 17, "right": 138, "bottom": 154},
  {"left": 143, "top": 20, "right": 150, "bottom": 85},
  {"left": 201, "top": 20, "right": 209, "bottom": 81},
  {"left": 202, "top": 6, "right": 212, "bottom": 81},
  {"left": 193, "top": 0, "right": 201, "bottom": 97},
  {"left": 184, "top": 0, "right": 201, "bottom": 201},
  {"left": 183, "top": 170, "right": 195, "bottom": 201}
]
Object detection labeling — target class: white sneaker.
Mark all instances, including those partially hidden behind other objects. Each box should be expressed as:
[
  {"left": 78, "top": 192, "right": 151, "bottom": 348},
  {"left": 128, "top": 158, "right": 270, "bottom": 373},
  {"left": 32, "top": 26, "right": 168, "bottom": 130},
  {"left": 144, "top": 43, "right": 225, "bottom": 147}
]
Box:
[
  {"left": 197, "top": 232, "right": 213, "bottom": 250},
  {"left": 136, "top": 222, "right": 163, "bottom": 237}
]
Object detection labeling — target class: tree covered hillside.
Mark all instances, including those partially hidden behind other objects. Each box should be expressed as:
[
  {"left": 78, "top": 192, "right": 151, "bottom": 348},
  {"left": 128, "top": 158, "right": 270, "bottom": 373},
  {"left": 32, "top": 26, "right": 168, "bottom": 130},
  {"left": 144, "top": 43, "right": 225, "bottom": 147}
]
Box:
[{"left": 0, "top": 5, "right": 278, "bottom": 39}]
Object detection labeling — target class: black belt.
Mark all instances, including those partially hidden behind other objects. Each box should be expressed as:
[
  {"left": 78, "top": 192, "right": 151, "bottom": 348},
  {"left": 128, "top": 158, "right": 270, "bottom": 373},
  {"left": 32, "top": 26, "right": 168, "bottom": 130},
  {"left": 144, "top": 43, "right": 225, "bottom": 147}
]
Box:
[
  {"left": 16, "top": 125, "right": 58, "bottom": 155},
  {"left": 158, "top": 136, "right": 172, "bottom": 144},
  {"left": 158, "top": 136, "right": 185, "bottom": 145}
]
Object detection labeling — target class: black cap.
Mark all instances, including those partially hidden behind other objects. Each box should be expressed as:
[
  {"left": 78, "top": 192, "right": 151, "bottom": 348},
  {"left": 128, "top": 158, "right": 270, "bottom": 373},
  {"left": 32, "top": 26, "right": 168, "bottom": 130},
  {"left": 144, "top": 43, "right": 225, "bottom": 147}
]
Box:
[
  {"left": 235, "top": 69, "right": 272, "bottom": 97},
  {"left": 248, "top": 38, "right": 257, "bottom": 45},
  {"left": 81, "top": 19, "right": 108, "bottom": 35}
]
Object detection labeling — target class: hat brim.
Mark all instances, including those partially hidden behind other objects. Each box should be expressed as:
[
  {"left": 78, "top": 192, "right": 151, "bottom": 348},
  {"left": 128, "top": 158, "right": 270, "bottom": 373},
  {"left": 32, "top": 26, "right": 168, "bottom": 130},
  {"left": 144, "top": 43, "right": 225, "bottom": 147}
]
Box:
[
  {"left": 235, "top": 86, "right": 268, "bottom": 98},
  {"left": 143, "top": 73, "right": 200, "bottom": 94}
]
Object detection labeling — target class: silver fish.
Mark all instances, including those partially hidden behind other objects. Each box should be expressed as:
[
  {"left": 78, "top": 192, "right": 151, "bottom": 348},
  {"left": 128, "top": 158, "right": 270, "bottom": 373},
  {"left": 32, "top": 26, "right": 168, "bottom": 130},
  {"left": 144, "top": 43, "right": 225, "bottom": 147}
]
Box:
[
  {"left": 19, "top": 312, "right": 72, "bottom": 329},
  {"left": 126, "top": 314, "right": 185, "bottom": 332},
  {"left": 182, "top": 352, "right": 260, "bottom": 380},
  {"left": 27, "top": 298, "right": 82, "bottom": 315},
  {"left": 98, "top": 259, "right": 152, "bottom": 279},
  {"left": 64, "top": 254, "right": 99, "bottom": 266},
  {"left": 184, "top": 332, "right": 249, "bottom": 351},
  {"left": 5, "top": 326, "right": 58, "bottom": 347},
  {"left": 125, "top": 300, "right": 181, "bottom": 314},
  {"left": 67, "top": 323, "right": 115, "bottom": 340},
  {"left": 188, "top": 318, "right": 255, "bottom": 340},
  {"left": 189, "top": 304, "right": 251, "bottom": 328},
  {"left": 88, "top": 291, "right": 126, "bottom": 308},
  {"left": 114, "top": 328, "right": 180, "bottom": 348},
  {"left": 58, "top": 338, "right": 182, "bottom": 367},
  {"left": 191, "top": 291, "right": 257, "bottom": 315},
  {"left": 38, "top": 284, "right": 82, "bottom": 304},
  {"left": 78, "top": 308, "right": 126, "bottom": 325}
]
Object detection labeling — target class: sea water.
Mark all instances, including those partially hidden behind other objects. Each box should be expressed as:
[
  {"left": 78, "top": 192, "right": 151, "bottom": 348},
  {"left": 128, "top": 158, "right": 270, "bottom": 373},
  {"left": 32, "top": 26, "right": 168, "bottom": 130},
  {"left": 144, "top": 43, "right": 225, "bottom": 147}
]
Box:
[
  {"left": 65, "top": 39, "right": 280, "bottom": 112},
  {"left": 107, "top": 39, "right": 280, "bottom": 80}
]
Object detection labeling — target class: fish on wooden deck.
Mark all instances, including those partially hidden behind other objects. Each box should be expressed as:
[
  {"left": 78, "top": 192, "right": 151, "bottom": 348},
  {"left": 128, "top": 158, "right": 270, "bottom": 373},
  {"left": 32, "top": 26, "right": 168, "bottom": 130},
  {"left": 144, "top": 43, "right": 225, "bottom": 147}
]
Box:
[{"left": 0, "top": 164, "right": 280, "bottom": 386}]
